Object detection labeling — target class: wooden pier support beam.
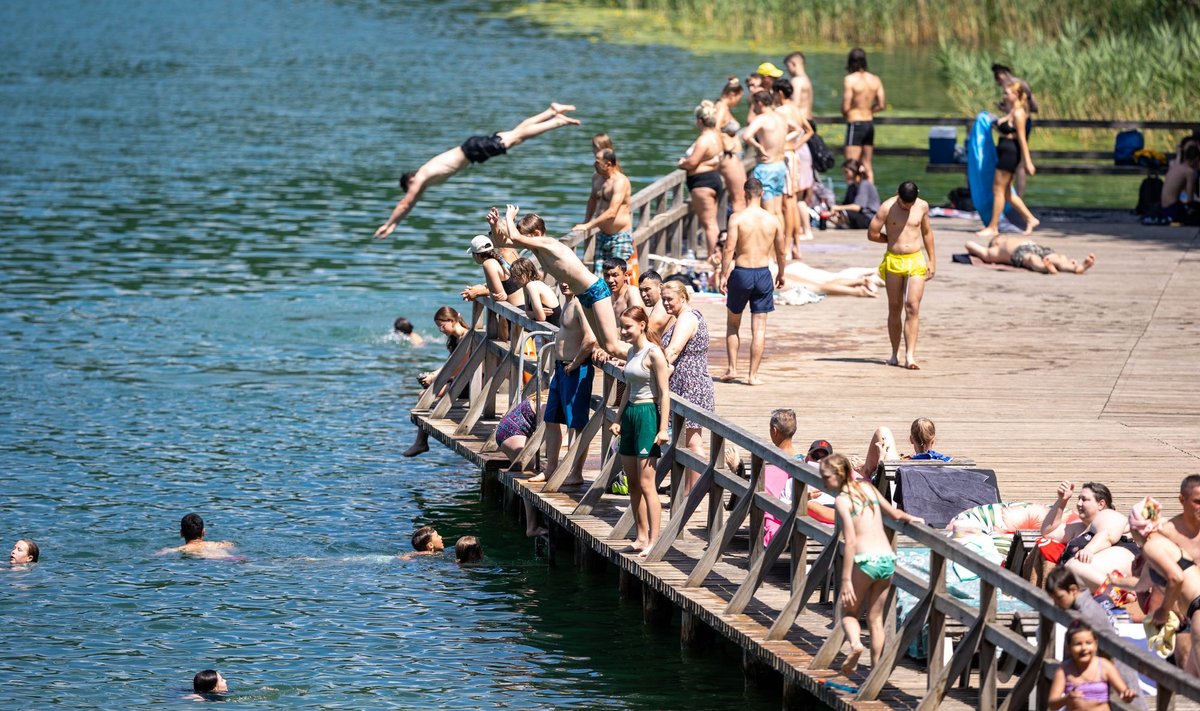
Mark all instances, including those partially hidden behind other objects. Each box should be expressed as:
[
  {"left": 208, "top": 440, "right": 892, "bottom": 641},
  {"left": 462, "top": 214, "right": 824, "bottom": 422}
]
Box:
[
  {"left": 642, "top": 585, "right": 673, "bottom": 628},
  {"left": 574, "top": 538, "right": 606, "bottom": 574},
  {"left": 742, "top": 649, "right": 780, "bottom": 691},
  {"left": 619, "top": 567, "right": 640, "bottom": 600},
  {"left": 680, "top": 610, "right": 713, "bottom": 653}
]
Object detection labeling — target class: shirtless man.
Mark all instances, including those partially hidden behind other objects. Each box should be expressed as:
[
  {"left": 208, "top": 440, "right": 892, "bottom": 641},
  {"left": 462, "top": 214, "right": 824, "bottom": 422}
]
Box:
[
  {"left": 963, "top": 234, "right": 1096, "bottom": 275},
  {"left": 575, "top": 149, "right": 633, "bottom": 275},
  {"left": 533, "top": 280, "right": 597, "bottom": 487},
  {"left": 503, "top": 204, "right": 625, "bottom": 357},
  {"left": 772, "top": 78, "right": 815, "bottom": 258},
  {"left": 155, "top": 513, "right": 236, "bottom": 559},
  {"left": 373, "top": 103, "right": 579, "bottom": 237},
  {"left": 743, "top": 91, "right": 794, "bottom": 224},
  {"left": 718, "top": 178, "right": 788, "bottom": 385},
  {"left": 603, "top": 257, "right": 645, "bottom": 321},
  {"left": 637, "top": 269, "right": 672, "bottom": 338},
  {"left": 867, "top": 182, "right": 934, "bottom": 370},
  {"left": 785, "top": 52, "right": 814, "bottom": 121},
  {"left": 842, "top": 48, "right": 885, "bottom": 184},
  {"left": 1161, "top": 145, "right": 1199, "bottom": 223}
]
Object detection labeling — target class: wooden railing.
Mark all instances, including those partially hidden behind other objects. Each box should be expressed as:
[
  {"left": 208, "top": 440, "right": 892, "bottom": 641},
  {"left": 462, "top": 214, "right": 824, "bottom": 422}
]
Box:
[{"left": 413, "top": 295, "right": 1200, "bottom": 710}]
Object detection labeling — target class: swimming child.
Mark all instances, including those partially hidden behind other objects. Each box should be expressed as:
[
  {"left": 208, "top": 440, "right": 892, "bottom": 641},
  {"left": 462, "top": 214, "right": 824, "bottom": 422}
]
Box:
[
  {"left": 821, "top": 453, "right": 924, "bottom": 675},
  {"left": 1048, "top": 621, "right": 1137, "bottom": 710},
  {"left": 455, "top": 536, "right": 483, "bottom": 564},
  {"left": 392, "top": 317, "right": 425, "bottom": 347},
  {"left": 191, "top": 669, "right": 228, "bottom": 699},
  {"left": 402, "top": 525, "right": 444, "bottom": 559},
  {"left": 156, "top": 514, "right": 236, "bottom": 559},
  {"left": 9, "top": 538, "right": 39, "bottom": 565}
]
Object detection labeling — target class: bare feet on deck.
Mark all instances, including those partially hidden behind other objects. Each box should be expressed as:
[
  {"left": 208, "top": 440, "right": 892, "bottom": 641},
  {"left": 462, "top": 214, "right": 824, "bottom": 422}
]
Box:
[
  {"left": 975, "top": 228, "right": 998, "bottom": 239},
  {"left": 905, "top": 361, "right": 921, "bottom": 370},
  {"left": 1023, "top": 217, "right": 1040, "bottom": 235},
  {"left": 525, "top": 473, "right": 547, "bottom": 483},
  {"left": 747, "top": 376, "right": 765, "bottom": 386},
  {"left": 1080, "top": 253, "right": 1096, "bottom": 273},
  {"left": 560, "top": 477, "right": 586, "bottom": 487},
  {"left": 718, "top": 371, "right": 738, "bottom": 383},
  {"left": 885, "top": 356, "right": 900, "bottom": 367},
  {"left": 402, "top": 442, "right": 429, "bottom": 457},
  {"left": 841, "top": 644, "right": 865, "bottom": 676},
  {"left": 622, "top": 540, "right": 648, "bottom": 554}
]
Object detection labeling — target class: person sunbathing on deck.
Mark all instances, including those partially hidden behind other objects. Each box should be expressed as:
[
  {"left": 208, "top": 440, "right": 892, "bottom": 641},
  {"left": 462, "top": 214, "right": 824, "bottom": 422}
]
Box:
[
  {"left": 373, "top": 104, "right": 579, "bottom": 237},
  {"left": 964, "top": 233, "right": 1095, "bottom": 275}
]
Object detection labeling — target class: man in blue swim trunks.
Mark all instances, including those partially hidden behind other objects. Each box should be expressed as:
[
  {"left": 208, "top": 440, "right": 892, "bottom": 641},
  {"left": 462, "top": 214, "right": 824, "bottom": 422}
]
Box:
[
  {"left": 718, "top": 179, "right": 787, "bottom": 385},
  {"left": 529, "top": 279, "right": 597, "bottom": 486},
  {"left": 374, "top": 104, "right": 579, "bottom": 238},
  {"left": 503, "top": 205, "right": 626, "bottom": 358},
  {"left": 743, "top": 90, "right": 797, "bottom": 225}
]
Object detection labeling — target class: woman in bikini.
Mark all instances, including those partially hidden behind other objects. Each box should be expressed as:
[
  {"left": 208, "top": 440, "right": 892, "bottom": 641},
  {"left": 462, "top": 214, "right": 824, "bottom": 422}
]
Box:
[
  {"left": 609, "top": 307, "right": 671, "bottom": 556},
  {"left": 976, "top": 81, "right": 1039, "bottom": 239},
  {"left": 1049, "top": 621, "right": 1137, "bottom": 710},
  {"left": 679, "top": 100, "right": 726, "bottom": 266},
  {"left": 713, "top": 77, "right": 747, "bottom": 213},
  {"left": 1110, "top": 496, "right": 1200, "bottom": 674},
  {"left": 507, "top": 258, "right": 561, "bottom": 326},
  {"left": 1041, "top": 480, "right": 1138, "bottom": 592},
  {"left": 822, "top": 453, "right": 924, "bottom": 676}
]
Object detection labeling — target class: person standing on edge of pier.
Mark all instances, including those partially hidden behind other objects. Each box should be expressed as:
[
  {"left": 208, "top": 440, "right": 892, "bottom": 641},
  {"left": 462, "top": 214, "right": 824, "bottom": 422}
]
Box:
[
  {"left": 575, "top": 148, "right": 633, "bottom": 276},
  {"left": 718, "top": 178, "right": 787, "bottom": 386},
  {"left": 868, "top": 181, "right": 934, "bottom": 370},
  {"left": 842, "top": 48, "right": 885, "bottom": 184},
  {"left": 609, "top": 307, "right": 671, "bottom": 557},
  {"left": 822, "top": 453, "right": 923, "bottom": 677}
]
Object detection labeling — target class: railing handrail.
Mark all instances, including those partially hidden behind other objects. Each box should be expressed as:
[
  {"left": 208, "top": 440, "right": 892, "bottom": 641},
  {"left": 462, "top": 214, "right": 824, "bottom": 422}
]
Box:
[{"left": 444, "top": 297, "right": 1200, "bottom": 703}]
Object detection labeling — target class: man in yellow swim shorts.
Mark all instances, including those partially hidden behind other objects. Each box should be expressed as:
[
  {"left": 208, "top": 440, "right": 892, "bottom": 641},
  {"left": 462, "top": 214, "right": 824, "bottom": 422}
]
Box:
[{"left": 867, "top": 182, "right": 936, "bottom": 369}]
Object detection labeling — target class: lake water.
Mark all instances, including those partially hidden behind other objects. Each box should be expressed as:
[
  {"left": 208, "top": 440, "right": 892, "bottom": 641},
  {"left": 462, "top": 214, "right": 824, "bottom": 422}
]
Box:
[{"left": 0, "top": 0, "right": 802, "bottom": 706}]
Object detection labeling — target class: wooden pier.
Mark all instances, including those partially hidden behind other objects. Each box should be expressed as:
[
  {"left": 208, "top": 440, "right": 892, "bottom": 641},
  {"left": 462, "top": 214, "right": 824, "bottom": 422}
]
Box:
[{"left": 411, "top": 163, "right": 1200, "bottom": 710}]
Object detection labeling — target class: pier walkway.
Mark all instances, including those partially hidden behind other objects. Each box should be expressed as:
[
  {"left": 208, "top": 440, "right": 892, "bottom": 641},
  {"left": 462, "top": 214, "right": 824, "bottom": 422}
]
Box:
[{"left": 411, "top": 164, "right": 1200, "bottom": 709}]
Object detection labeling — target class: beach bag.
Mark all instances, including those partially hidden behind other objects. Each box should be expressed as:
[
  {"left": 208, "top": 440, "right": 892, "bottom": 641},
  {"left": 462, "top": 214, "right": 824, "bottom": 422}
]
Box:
[
  {"left": 1135, "top": 176, "right": 1163, "bottom": 216},
  {"left": 1114, "top": 130, "right": 1144, "bottom": 165},
  {"left": 808, "top": 132, "right": 837, "bottom": 173},
  {"left": 948, "top": 186, "right": 974, "bottom": 212}
]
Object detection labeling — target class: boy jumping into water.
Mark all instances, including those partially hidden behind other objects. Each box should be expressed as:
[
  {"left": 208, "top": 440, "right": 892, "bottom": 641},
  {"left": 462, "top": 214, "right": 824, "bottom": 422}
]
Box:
[
  {"left": 503, "top": 204, "right": 625, "bottom": 356},
  {"left": 867, "top": 181, "right": 934, "bottom": 370},
  {"left": 373, "top": 104, "right": 579, "bottom": 237}
]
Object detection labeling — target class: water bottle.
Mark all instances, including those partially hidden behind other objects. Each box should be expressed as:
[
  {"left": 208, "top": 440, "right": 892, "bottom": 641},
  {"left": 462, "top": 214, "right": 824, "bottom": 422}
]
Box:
[
  {"left": 685, "top": 248, "right": 696, "bottom": 262},
  {"left": 697, "top": 271, "right": 709, "bottom": 293}
]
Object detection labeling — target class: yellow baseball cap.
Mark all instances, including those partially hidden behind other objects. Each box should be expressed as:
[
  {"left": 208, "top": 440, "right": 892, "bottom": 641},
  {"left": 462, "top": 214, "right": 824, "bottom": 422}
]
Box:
[{"left": 757, "top": 62, "right": 784, "bottom": 78}]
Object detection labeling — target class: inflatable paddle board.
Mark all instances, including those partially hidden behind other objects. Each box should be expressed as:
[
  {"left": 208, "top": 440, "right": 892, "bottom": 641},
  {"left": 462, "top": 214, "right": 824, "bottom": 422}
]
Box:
[{"left": 967, "top": 111, "right": 999, "bottom": 226}]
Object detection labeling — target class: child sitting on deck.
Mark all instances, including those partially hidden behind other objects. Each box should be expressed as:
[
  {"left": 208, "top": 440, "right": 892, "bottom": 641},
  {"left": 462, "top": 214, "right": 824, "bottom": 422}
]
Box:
[
  {"left": 821, "top": 454, "right": 924, "bottom": 676},
  {"left": 1048, "top": 621, "right": 1137, "bottom": 710}
]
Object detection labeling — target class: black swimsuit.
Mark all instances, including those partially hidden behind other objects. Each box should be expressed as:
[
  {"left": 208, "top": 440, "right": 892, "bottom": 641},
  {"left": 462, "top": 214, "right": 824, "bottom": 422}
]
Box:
[
  {"left": 460, "top": 133, "right": 508, "bottom": 164},
  {"left": 996, "top": 120, "right": 1020, "bottom": 173}
]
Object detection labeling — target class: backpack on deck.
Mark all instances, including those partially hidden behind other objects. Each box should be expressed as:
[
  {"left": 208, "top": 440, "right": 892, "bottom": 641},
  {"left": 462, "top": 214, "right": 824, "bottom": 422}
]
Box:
[
  {"left": 808, "top": 132, "right": 837, "bottom": 173},
  {"left": 1135, "top": 175, "right": 1163, "bottom": 216},
  {"left": 1114, "top": 130, "right": 1144, "bottom": 165}
]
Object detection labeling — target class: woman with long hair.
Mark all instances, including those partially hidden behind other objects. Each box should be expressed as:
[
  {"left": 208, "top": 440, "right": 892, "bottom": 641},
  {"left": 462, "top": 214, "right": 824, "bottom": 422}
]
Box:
[
  {"left": 826, "top": 159, "right": 880, "bottom": 229},
  {"left": 977, "top": 81, "right": 1039, "bottom": 238},
  {"left": 404, "top": 307, "right": 471, "bottom": 457},
  {"left": 659, "top": 281, "right": 716, "bottom": 496},
  {"left": 609, "top": 306, "right": 671, "bottom": 556},
  {"left": 714, "top": 77, "right": 748, "bottom": 213},
  {"left": 678, "top": 100, "right": 726, "bottom": 266}
]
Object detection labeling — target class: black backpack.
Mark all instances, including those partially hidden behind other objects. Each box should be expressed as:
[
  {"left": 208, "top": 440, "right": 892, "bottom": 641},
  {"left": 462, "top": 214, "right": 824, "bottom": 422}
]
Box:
[
  {"left": 808, "top": 131, "right": 837, "bottom": 173},
  {"left": 1135, "top": 175, "right": 1163, "bottom": 216}
]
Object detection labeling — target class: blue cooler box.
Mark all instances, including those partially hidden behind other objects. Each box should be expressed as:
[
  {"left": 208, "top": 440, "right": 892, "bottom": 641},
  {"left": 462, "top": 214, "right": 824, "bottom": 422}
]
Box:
[{"left": 928, "top": 126, "right": 957, "bottom": 164}]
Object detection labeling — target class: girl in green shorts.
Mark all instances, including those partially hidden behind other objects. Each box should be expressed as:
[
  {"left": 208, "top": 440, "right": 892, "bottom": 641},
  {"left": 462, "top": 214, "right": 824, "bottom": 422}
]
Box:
[
  {"left": 609, "top": 307, "right": 671, "bottom": 556},
  {"left": 821, "top": 454, "right": 924, "bottom": 676}
]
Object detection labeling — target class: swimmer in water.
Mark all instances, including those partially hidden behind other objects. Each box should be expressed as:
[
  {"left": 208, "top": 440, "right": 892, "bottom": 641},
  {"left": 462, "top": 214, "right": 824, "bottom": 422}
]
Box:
[
  {"left": 189, "top": 669, "right": 228, "bottom": 700},
  {"left": 9, "top": 538, "right": 39, "bottom": 565},
  {"left": 400, "top": 525, "right": 444, "bottom": 559},
  {"left": 373, "top": 103, "right": 580, "bottom": 237},
  {"left": 455, "top": 536, "right": 483, "bottom": 564},
  {"left": 392, "top": 317, "right": 426, "bottom": 347},
  {"left": 156, "top": 513, "right": 236, "bottom": 559}
]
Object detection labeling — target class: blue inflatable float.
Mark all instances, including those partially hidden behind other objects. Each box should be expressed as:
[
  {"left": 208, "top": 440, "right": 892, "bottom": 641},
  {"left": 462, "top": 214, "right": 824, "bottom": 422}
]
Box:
[{"left": 966, "top": 112, "right": 999, "bottom": 226}]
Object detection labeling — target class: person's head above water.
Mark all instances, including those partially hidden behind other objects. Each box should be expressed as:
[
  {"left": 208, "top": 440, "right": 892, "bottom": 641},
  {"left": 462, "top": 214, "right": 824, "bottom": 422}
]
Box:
[
  {"left": 455, "top": 536, "right": 483, "bottom": 563},
  {"left": 897, "top": 181, "right": 919, "bottom": 206},
  {"left": 411, "top": 525, "right": 444, "bottom": 552},
  {"left": 180, "top": 513, "right": 205, "bottom": 543},
  {"left": 193, "top": 669, "right": 228, "bottom": 695},
  {"left": 10, "top": 539, "right": 39, "bottom": 565},
  {"left": 393, "top": 317, "right": 414, "bottom": 335}
]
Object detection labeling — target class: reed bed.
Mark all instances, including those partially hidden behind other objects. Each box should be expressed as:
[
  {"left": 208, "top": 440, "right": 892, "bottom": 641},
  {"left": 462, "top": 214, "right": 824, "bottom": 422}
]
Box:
[
  {"left": 936, "top": 19, "right": 1200, "bottom": 122},
  {"left": 594, "top": 0, "right": 1194, "bottom": 48}
]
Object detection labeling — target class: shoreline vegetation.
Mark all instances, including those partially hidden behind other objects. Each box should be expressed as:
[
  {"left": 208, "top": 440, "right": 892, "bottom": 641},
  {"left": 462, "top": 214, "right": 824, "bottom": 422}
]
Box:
[{"left": 510, "top": 1, "right": 1200, "bottom": 123}]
